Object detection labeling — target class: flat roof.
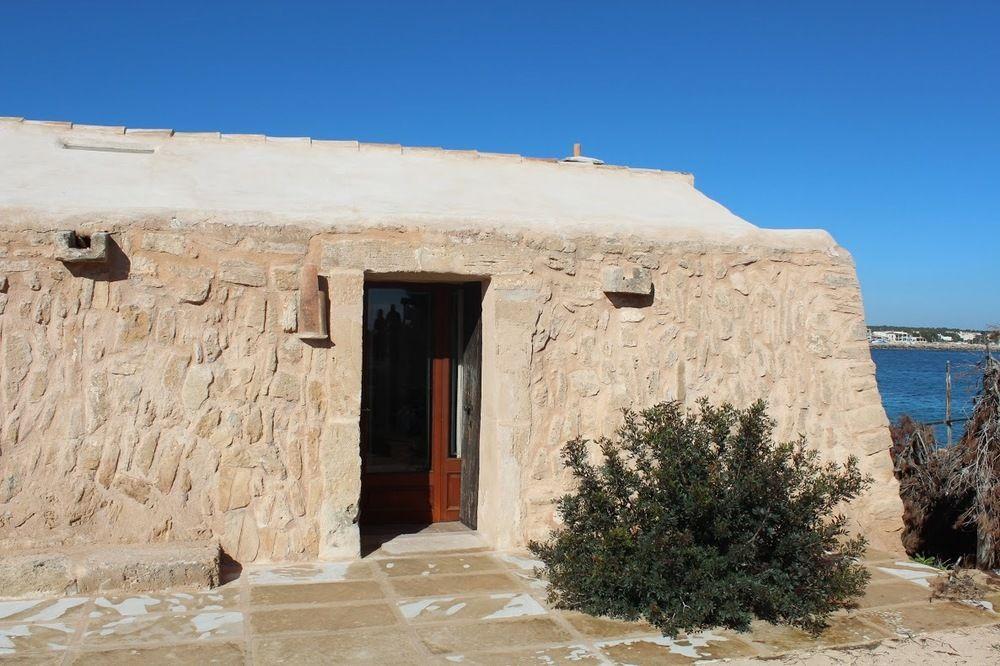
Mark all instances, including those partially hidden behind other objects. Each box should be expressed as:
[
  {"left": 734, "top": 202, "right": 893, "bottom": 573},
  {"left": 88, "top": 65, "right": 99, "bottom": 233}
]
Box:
[{"left": 0, "top": 117, "right": 836, "bottom": 250}]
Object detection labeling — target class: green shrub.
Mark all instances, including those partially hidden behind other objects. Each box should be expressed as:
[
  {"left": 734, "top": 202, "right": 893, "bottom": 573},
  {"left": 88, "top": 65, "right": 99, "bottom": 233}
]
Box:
[{"left": 529, "top": 399, "right": 872, "bottom": 637}]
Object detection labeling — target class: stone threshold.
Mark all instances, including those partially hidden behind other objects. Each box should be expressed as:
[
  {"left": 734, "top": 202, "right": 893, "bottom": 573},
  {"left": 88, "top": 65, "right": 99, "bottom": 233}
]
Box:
[{"left": 0, "top": 541, "right": 220, "bottom": 599}]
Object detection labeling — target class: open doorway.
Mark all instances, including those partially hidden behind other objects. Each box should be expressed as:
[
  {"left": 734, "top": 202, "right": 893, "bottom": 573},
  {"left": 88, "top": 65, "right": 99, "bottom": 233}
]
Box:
[{"left": 359, "top": 281, "right": 482, "bottom": 531}]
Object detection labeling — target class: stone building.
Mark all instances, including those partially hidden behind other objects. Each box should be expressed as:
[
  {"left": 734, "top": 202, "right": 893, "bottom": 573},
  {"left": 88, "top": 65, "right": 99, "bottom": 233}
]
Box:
[{"left": 0, "top": 118, "right": 901, "bottom": 564}]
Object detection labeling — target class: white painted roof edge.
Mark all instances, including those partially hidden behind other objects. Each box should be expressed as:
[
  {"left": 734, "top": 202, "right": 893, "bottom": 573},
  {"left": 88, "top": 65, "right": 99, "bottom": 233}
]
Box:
[
  {"left": 0, "top": 117, "right": 842, "bottom": 253},
  {"left": 0, "top": 116, "right": 695, "bottom": 181}
]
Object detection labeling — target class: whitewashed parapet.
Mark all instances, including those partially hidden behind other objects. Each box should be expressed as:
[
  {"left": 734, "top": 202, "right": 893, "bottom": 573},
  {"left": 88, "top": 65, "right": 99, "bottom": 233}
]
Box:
[
  {"left": 601, "top": 265, "right": 652, "bottom": 296},
  {"left": 54, "top": 230, "right": 110, "bottom": 263}
]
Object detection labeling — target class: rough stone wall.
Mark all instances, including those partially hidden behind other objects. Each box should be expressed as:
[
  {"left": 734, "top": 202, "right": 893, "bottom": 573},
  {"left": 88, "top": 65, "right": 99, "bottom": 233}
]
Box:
[{"left": 0, "top": 218, "right": 902, "bottom": 563}]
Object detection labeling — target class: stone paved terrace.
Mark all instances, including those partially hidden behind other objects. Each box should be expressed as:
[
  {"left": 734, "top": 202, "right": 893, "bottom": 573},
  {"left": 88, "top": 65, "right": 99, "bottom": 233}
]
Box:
[{"left": 2, "top": 524, "right": 999, "bottom": 664}]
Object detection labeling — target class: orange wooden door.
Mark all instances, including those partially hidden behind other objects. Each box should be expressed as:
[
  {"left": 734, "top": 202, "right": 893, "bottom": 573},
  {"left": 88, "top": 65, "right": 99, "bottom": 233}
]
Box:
[{"left": 360, "top": 283, "right": 462, "bottom": 524}]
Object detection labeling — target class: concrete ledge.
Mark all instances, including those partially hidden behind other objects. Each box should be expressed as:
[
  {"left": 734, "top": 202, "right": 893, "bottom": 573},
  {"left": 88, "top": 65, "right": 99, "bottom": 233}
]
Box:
[{"left": 0, "top": 541, "right": 220, "bottom": 599}]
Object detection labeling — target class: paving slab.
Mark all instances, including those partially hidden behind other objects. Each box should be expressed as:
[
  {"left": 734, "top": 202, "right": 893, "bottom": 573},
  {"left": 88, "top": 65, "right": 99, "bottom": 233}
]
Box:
[
  {"left": 595, "top": 630, "right": 759, "bottom": 664},
  {"left": 249, "top": 580, "right": 383, "bottom": 605},
  {"left": 250, "top": 601, "right": 398, "bottom": 633},
  {"left": 442, "top": 643, "right": 603, "bottom": 664},
  {"left": 858, "top": 579, "right": 935, "bottom": 608},
  {"left": 398, "top": 592, "right": 547, "bottom": 623},
  {"left": 81, "top": 609, "right": 243, "bottom": 647},
  {"left": 378, "top": 553, "right": 506, "bottom": 577},
  {"left": 253, "top": 626, "right": 426, "bottom": 664},
  {"left": 745, "top": 615, "right": 895, "bottom": 656},
  {"left": 0, "top": 598, "right": 89, "bottom": 624},
  {"left": 72, "top": 641, "right": 245, "bottom": 665},
  {"left": 245, "top": 560, "right": 374, "bottom": 586},
  {"left": 88, "top": 585, "right": 240, "bottom": 621},
  {"left": 559, "top": 610, "right": 660, "bottom": 640},
  {"left": 0, "top": 622, "right": 77, "bottom": 655},
  {"left": 416, "top": 616, "right": 574, "bottom": 654},
  {"left": 862, "top": 600, "right": 998, "bottom": 636},
  {"left": 389, "top": 572, "right": 521, "bottom": 598}
]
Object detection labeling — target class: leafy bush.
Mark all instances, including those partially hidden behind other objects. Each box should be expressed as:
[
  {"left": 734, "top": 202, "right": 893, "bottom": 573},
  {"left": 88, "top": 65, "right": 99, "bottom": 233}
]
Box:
[{"left": 529, "top": 399, "right": 872, "bottom": 636}]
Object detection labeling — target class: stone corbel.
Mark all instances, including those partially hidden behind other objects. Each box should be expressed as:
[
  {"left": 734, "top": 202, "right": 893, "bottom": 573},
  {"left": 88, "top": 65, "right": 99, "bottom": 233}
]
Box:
[
  {"left": 601, "top": 265, "right": 652, "bottom": 296},
  {"left": 296, "top": 263, "right": 329, "bottom": 340},
  {"left": 54, "top": 230, "right": 110, "bottom": 264}
]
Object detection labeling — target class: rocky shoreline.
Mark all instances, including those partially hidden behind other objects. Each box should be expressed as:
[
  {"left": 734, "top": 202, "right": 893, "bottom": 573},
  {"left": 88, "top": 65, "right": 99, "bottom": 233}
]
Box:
[{"left": 870, "top": 342, "right": 989, "bottom": 351}]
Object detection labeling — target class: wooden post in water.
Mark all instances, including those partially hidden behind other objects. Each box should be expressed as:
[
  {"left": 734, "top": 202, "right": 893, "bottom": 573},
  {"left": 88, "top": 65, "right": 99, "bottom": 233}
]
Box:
[{"left": 945, "top": 360, "right": 952, "bottom": 447}]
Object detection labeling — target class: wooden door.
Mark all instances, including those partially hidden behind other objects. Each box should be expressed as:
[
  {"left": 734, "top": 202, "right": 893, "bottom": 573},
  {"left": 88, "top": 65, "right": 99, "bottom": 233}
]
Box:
[
  {"left": 431, "top": 285, "right": 462, "bottom": 522},
  {"left": 360, "top": 283, "right": 475, "bottom": 525},
  {"left": 459, "top": 282, "right": 482, "bottom": 528}
]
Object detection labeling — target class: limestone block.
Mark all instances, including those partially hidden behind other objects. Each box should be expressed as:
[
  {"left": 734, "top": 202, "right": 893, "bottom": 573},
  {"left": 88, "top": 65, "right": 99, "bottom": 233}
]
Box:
[
  {"left": 224, "top": 509, "right": 260, "bottom": 562},
  {"left": 245, "top": 407, "right": 264, "bottom": 442},
  {"left": 0, "top": 473, "right": 21, "bottom": 503},
  {"left": 318, "top": 419, "right": 362, "bottom": 560},
  {"left": 0, "top": 552, "right": 73, "bottom": 598},
  {"left": 113, "top": 475, "right": 153, "bottom": 505},
  {"left": 271, "top": 265, "right": 299, "bottom": 291},
  {"left": 269, "top": 372, "right": 299, "bottom": 401},
  {"left": 2, "top": 334, "right": 31, "bottom": 403},
  {"left": 129, "top": 255, "right": 158, "bottom": 277},
  {"left": 156, "top": 442, "right": 184, "bottom": 493},
  {"left": 54, "top": 230, "right": 110, "bottom": 263},
  {"left": 194, "top": 410, "right": 221, "bottom": 438},
  {"left": 74, "top": 542, "right": 220, "bottom": 594},
  {"left": 85, "top": 372, "right": 111, "bottom": 433},
  {"left": 141, "top": 231, "right": 188, "bottom": 256},
  {"left": 176, "top": 271, "right": 213, "bottom": 305},
  {"left": 601, "top": 265, "right": 652, "bottom": 295},
  {"left": 118, "top": 306, "right": 152, "bottom": 344},
  {"left": 569, "top": 369, "right": 601, "bottom": 397},
  {"left": 731, "top": 271, "right": 750, "bottom": 296},
  {"left": 96, "top": 442, "right": 121, "bottom": 488},
  {"left": 280, "top": 296, "right": 298, "bottom": 333},
  {"left": 219, "top": 466, "right": 253, "bottom": 510},
  {"left": 296, "top": 264, "right": 329, "bottom": 340},
  {"left": 219, "top": 260, "right": 266, "bottom": 287},
  {"left": 182, "top": 365, "right": 213, "bottom": 410},
  {"left": 619, "top": 308, "right": 645, "bottom": 323}
]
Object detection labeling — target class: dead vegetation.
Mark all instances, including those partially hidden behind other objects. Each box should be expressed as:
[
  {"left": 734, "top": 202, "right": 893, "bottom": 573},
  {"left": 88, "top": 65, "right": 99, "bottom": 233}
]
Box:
[
  {"left": 950, "top": 354, "right": 1000, "bottom": 568},
  {"left": 889, "top": 352, "right": 1000, "bottom": 568},
  {"left": 929, "top": 568, "right": 994, "bottom": 602}
]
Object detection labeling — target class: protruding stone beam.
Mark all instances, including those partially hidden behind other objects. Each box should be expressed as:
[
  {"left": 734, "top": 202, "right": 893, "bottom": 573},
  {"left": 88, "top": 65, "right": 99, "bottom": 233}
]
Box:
[
  {"left": 54, "top": 230, "right": 110, "bottom": 263},
  {"left": 296, "top": 263, "right": 329, "bottom": 340},
  {"left": 601, "top": 265, "right": 652, "bottom": 296}
]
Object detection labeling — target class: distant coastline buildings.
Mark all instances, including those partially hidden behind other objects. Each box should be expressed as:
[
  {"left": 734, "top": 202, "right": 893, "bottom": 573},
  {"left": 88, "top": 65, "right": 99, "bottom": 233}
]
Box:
[
  {"left": 868, "top": 329, "right": 925, "bottom": 344},
  {"left": 867, "top": 327, "right": 984, "bottom": 345}
]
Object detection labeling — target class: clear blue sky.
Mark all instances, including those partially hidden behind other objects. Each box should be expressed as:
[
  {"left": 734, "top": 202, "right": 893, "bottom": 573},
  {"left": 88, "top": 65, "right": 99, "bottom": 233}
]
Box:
[{"left": 2, "top": 2, "right": 997, "bottom": 329}]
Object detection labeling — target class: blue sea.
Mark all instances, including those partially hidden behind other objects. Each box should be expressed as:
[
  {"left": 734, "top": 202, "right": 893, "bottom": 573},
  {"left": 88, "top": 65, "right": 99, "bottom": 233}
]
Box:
[{"left": 872, "top": 348, "right": 991, "bottom": 443}]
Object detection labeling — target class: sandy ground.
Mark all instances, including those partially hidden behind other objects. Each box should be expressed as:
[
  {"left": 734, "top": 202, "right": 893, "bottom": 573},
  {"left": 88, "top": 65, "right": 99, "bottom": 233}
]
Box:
[{"left": 739, "top": 623, "right": 1000, "bottom": 665}]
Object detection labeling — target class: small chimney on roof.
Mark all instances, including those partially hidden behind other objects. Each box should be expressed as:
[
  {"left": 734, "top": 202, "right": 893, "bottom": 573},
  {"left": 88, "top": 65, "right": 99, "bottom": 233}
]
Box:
[{"left": 562, "top": 142, "right": 604, "bottom": 165}]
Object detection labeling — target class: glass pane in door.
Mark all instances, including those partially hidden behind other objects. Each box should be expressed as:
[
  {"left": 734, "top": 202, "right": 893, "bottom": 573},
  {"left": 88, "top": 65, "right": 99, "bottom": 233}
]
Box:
[{"left": 363, "top": 287, "right": 432, "bottom": 473}]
